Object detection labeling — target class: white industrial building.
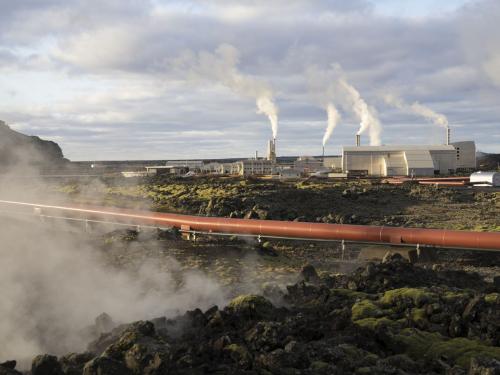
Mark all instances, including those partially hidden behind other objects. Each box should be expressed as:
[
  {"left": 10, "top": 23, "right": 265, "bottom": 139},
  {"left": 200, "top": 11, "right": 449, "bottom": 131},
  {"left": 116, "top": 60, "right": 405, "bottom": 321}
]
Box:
[
  {"left": 234, "top": 159, "right": 275, "bottom": 176},
  {"left": 342, "top": 141, "right": 476, "bottom": 177},
  {"left": 452, "top": 141, "right": 476, "bottom": 171},
  {"left": 323, "top": 156, "right": 343, "bottom": 171},
  {"left": 165, "top": 160, "right": 204, "bottom": 171}
]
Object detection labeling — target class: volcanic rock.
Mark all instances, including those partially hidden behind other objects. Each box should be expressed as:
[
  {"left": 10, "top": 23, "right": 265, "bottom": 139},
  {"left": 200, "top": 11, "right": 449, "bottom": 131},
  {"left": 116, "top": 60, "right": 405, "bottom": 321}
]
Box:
[
  {"left": 82, "top": 357, "right": 132, "bottom": 375},
  {"left": 31, "top": 355, "right": 63, "bottom": 375},
  {"left": 0, "top": 361, "right": 21, "bottom": 375}
]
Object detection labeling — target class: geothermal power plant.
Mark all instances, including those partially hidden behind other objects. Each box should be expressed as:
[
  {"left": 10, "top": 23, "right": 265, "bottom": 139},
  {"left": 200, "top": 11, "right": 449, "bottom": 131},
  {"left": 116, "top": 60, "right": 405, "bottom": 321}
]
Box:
[{"left": 132, "top": 123, "right": 477, "bottom": 180}]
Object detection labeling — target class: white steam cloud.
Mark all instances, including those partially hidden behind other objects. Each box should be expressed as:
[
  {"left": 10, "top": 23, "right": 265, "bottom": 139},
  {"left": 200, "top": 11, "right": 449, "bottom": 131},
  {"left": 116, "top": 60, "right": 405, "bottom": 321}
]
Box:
[
  {"left": 0, "top": 224, "right": 225, "bottom": 361},
  {"left": 174, "top": 44, "right": 279, "bottom": 138},
  {"left": 383, "top": 93, "right": 449, "bottom": 128},
  {"left": 338, "top": 77, "right": 382, "bottom": 146},
  {"left": 0, "top": 148, "right": 227, "bottom": 364},
  {"left": 323, "top": 103, "right": 341, "bottom": 147},
  {"left": 306, "top": 64, "right": 382, "bottom": 146}
]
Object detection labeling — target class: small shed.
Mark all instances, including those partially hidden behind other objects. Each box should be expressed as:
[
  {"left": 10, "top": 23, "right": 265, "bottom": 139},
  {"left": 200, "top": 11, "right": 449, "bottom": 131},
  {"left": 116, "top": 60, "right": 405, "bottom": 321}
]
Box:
[{"left": 470, "top": 171, "right": 500, "bottom": 187}]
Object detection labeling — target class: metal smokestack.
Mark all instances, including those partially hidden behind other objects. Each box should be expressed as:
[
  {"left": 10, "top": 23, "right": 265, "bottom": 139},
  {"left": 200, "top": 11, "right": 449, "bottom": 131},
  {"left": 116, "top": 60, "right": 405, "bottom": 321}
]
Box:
[
  {"left": 446, "top": 126, "right": 450, "bottom": 145},
  {"left": 267, "top": 138, "right": 276, "bottom": 162},
  {"left": 356, "top": 134, "right": 361, "bottom": 147}
]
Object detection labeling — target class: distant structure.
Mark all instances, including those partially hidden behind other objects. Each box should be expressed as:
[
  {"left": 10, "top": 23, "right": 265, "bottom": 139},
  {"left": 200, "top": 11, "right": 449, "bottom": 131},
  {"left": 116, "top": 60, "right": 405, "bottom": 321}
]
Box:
[
  {"left": 234, "top": 159, "right": 275, "bottom": 176},
  {"left": 121, "top": 129, "right": 477, "bottom": 179},
  {"left": 293, "top": 156, "right": 323, "bottom": 174},
  {"left": 452, "top": 141, "right": 476, "bottom": 171},
  {"left": 267, "top": 138, "right": 277, "bottom": 162},
  {"left": 342, "top": 141, "right": 476, "bottom": 177},
  {"left": 322, "top": 156, "right": 342, "bottom": 171}
]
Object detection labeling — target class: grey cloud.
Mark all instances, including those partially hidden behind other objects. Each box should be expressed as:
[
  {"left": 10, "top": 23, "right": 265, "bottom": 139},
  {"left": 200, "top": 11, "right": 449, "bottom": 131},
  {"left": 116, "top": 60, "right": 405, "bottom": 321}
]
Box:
[{"left": 1, "top": 0, "right": 499, "bottom": 159}]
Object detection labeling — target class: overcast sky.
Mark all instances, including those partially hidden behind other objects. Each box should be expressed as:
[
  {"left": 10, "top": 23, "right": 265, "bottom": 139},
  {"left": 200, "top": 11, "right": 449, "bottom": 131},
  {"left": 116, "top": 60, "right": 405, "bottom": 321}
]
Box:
[{"left": 0, "top": 0, "right": 499, "bottom": 160}]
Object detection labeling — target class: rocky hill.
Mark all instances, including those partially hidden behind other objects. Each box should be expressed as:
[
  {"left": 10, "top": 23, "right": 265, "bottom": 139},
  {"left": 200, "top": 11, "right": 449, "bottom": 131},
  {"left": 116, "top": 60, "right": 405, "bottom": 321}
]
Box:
[
  {"left": 477, "top": 152, "right": 500, "bottom": 171},
  {"left": 0, "top": 120, "right": 67, "bottom": 169}
]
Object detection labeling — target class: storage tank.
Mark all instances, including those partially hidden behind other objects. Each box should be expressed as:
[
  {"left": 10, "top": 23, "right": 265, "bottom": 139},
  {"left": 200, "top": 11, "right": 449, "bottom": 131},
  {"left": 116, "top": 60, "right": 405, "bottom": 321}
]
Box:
[{"left": 470, "top": 171, "right": 500, "bottom": 187}]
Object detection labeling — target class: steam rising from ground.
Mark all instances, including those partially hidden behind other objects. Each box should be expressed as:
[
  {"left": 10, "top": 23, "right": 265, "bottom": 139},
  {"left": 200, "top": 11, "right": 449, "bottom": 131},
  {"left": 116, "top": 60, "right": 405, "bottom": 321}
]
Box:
[
  {"left": 383, "top": 94, "right": 449, "bottom": 128},
  {"left": 174, "top": 44, "right": 279, "bottom": 138},
  {"left": 0, "top": 149, "right": 227, "bottom": 362},
  {"left": 323, "top": 103, "right": 341, "bottom": 147},
  {"left": 0, "top": 220, "right": 226, "bottom": 361}
]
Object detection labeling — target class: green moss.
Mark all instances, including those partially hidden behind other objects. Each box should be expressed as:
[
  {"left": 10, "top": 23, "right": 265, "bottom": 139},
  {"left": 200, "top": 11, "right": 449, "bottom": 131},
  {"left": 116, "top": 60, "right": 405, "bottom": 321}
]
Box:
[
  {"left": 433, "top": 337, "right": 500, "bottom": 368},
  {"left": 227, "top": 294, "right": 273, "bottom": 317},
  {"left": 351, "top": 299, "right": 383, "bottom": 321},
  {"left": 225, "top": 343, "right": 247, "bottom": 356},
  {"left": 410, "top": 308, "right": 428, "bottom": 325},
  {"left": 338, "top": 344, "right": 366, "bottom": 359},
  {"left": 485, "top": 293, "right": 499, "bottom": 304},
  {"left": 441, "top": 290, "right": 471, "bottom": 303},
  {"left": 394, "top": 329, "right": 440, "bottom": 358},
  {"left": 380, "top": 288, "right": 435, "bottom": 307},
  {"left": 394, "top": 329, "right": 500, "bottom": 368},
  {"left": 330, "top": 288, "right": 370, "bottom": 300},
  {"left": 354, "top": 317, "right": 401, "bottom": 331},
  {"left": 225, "top": 344, "right": 251, "bottom": 365}
]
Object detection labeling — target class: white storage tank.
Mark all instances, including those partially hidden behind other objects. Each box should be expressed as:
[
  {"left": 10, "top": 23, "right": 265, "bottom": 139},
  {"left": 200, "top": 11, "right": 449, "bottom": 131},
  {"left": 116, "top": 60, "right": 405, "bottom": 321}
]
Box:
[{"left": 470, "top": 171, "right": 500, "bottom": 187}]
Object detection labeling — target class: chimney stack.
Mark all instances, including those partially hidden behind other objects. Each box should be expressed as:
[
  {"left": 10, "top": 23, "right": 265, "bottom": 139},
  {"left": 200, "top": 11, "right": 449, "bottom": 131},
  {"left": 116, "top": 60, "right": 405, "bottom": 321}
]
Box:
[
  {"left": 446, "top": 127, "right": 450, "bottom": 145},
  {"left": 267, "top": 138, "right": 276, "bottom": 162},
  {"left": 356, "top": 134, "right": 361, "bottom": 147}
]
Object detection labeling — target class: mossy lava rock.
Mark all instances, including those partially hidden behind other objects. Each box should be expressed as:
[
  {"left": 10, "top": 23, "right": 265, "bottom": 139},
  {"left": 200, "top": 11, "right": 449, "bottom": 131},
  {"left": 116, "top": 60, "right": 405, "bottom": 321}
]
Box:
[{"left": 226, "top": 294, "right": 274, "bottom": 319}]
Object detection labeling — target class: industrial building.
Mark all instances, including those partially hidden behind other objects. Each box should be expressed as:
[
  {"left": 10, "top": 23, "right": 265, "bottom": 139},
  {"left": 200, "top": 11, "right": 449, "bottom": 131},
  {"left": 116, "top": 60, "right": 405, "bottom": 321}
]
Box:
[
  {"left": 145, "top": 165, "right": 188, "bottom": 175},
  {"left": 342, "top": 141, "right": 476, "bottom": 177},
  {"left": 293, "top": 156, "right": 323, "bottom": 174},
  {"left": 323, "top": 156, "right": 342, "bottom": 171},
  {"left": 452, "top": 141, "right": 476, "bottom": 171},
  {"left": 128, "top": 132, "right": 477, "bottom": 179},
  {"left": 234, "top": 159, "right": 275, "bottom": 176}
]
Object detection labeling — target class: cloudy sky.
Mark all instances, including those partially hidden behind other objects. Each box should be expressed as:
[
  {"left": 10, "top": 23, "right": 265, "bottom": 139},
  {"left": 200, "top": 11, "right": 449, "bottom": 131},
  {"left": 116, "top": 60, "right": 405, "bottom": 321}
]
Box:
[{"left": 0, "top": 0, "right": 499, "bottom": 160}]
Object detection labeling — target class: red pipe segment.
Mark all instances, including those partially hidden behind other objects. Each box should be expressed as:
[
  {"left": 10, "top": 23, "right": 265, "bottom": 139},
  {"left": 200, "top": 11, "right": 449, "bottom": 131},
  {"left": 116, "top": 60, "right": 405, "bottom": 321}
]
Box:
[{"left": 0, "top": 200, "right": 499, "bottom": 251}]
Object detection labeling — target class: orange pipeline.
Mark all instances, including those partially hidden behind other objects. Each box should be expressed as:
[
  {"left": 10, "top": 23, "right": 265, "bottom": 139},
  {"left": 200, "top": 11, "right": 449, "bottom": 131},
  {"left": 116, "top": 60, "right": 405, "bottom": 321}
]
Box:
[{"left": 0, "top": 200, "right": 499, "bottom": 251}]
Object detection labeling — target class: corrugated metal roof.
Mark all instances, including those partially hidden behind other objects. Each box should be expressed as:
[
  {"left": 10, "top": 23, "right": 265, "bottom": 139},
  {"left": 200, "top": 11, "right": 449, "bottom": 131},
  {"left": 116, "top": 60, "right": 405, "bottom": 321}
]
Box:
[{"left": 343, "top": 145, "right": 455, "bottom": 152}]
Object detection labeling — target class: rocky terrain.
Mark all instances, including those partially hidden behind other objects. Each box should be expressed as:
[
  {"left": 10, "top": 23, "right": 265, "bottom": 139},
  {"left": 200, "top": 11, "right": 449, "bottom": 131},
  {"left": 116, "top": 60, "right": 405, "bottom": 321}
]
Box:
[
  {"left": 1, "top": 154, "right": 498, "bottom": 374},
  {"left": 1, "top": 255, "right": 499, "bottom": 374},
  {"left": 53, "top": 175, "right": 500, "bottom": 231},
  {"left": 0, "top": 120, "right": 66, "bottom": 170}
]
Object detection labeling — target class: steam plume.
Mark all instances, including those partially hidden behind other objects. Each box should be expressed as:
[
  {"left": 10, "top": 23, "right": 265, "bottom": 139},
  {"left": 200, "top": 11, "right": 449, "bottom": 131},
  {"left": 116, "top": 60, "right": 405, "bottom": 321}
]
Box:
[
  {"left": 339, "top": 78, "right": 382, "bottom": 146},
  {"left": 257, "top": 96, "right": 279, "bottom": 139},
  {"left": 384, "top": 94, "right": 448, "bottom": 128},
  {"left": 323, "top": 103, "right": 340, "bottom": 147},
  {"left": 175, "top": 44, "right": 279, "bottom": 138},
  {"left": 0, "top": 150, "right": 227, "bottom": 363},
  {"left": 306, "top": 64, "right": 382, "bottom": 146}
]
